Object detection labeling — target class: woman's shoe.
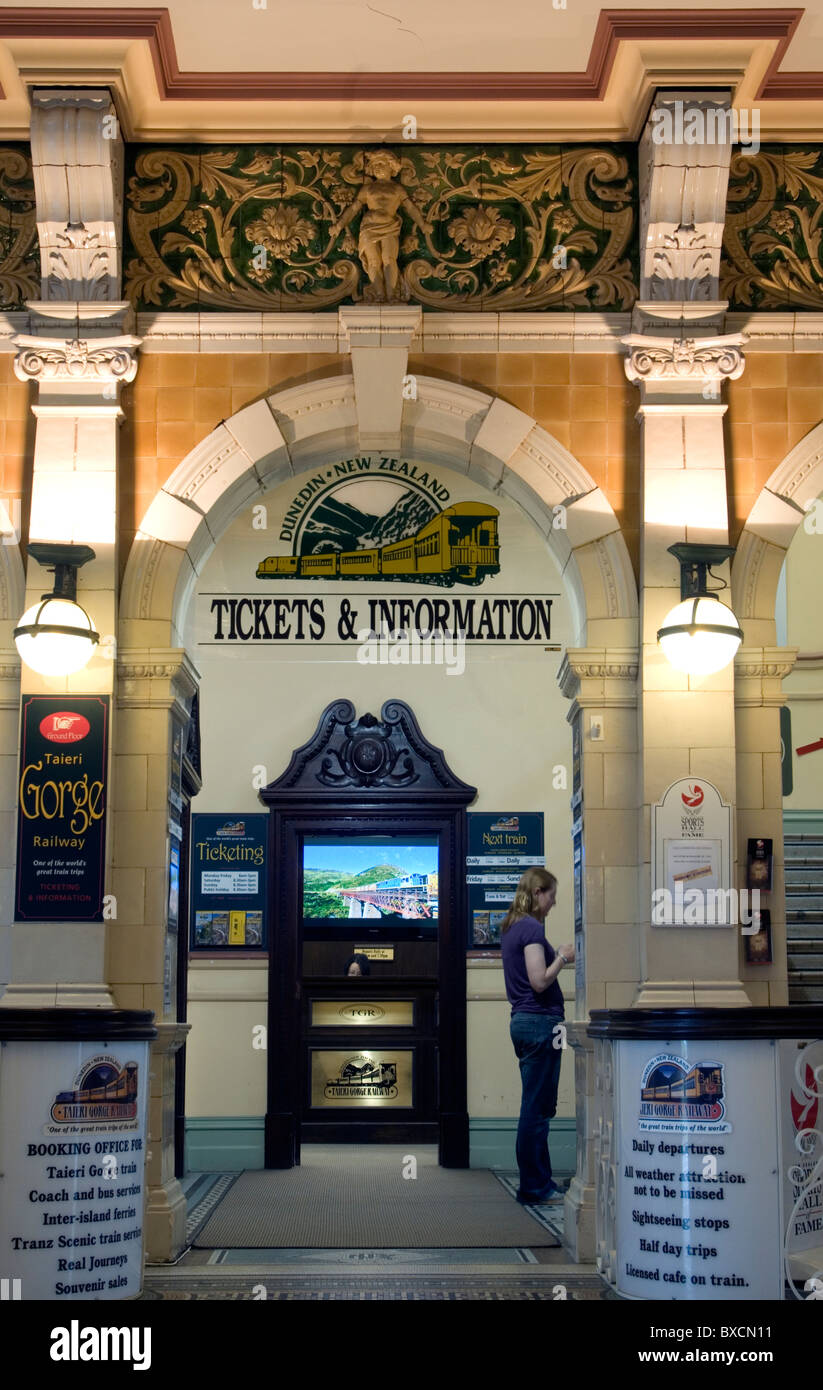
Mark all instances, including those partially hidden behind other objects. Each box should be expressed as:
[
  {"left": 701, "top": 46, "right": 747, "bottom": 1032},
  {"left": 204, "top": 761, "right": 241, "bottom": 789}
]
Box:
[{"left": 516, "top": 1181, "right": 566, "bottom": 1205}]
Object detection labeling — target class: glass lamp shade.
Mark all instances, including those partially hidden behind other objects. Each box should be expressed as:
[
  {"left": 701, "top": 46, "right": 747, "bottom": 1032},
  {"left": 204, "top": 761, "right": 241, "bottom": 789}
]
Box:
[
  {"left": 14, "top": 597, "right": 99, "bottom": 676},
  {"left": 657, "top": 595, "right": 743, "bottom": 676}
]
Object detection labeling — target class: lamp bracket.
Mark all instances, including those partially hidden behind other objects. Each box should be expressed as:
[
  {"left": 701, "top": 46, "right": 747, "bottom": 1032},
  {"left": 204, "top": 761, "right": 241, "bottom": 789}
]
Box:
[
  {"left": 28, "top": 542, "right": 96, "bottom": 604},
  {"left": 666, "top": 543, "right": 736, "bottom": 601}
]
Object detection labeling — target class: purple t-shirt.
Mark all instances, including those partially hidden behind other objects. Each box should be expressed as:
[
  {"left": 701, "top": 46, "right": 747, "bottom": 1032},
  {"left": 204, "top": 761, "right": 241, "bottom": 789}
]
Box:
[{"left": 501, "top": 916, "right": 565, "bottom": 1016}]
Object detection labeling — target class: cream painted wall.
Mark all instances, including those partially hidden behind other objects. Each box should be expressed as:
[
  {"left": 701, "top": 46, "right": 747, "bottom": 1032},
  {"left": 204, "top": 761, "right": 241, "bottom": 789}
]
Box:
[
  {"left": 782, "top": 500, "right": 823, "bottom": 813},
  {"left": 186, "top": 964, "right": 267, "bottom": 1116},
  {"left": 182, "top": 457, "right": 577, "bottom": 1123},
  {"left": 467, "top": 962, "right": 575, "bottom": 1117}
]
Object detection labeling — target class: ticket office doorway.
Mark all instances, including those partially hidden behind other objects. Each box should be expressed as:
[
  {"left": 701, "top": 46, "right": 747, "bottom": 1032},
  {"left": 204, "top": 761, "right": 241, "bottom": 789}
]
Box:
[{"left": 260, "top": 699, "right": 476, "bottom": 1169}]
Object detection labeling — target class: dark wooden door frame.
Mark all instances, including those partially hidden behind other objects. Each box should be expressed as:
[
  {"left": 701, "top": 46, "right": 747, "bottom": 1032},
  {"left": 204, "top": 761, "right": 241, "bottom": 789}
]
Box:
[
  {"left": 260, "top": 698, "right": 476, "bottom": 1169},
  {"left": 174, "top": 697, "right": 202, "bottom": 1178}
]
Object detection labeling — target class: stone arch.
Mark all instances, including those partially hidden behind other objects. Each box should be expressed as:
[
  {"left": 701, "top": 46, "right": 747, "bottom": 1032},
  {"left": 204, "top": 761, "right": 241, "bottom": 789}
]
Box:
[
  {"left": 732, "top": 420, "right": 823, "bottom": 635},
  {"left": 119, "top": 373, "right": 637, "bottom": 647}
]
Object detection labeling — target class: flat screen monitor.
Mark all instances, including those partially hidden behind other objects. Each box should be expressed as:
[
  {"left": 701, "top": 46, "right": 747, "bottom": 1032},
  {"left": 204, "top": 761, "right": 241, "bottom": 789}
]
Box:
[{"left": 302, "top": 834, "right": 438, "bottom": 939}]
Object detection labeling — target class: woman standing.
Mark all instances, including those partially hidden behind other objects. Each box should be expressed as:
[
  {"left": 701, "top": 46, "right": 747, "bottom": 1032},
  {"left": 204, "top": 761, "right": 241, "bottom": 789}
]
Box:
[{"left": 501, "top": 867, "right": 575, "bottom": 1205}]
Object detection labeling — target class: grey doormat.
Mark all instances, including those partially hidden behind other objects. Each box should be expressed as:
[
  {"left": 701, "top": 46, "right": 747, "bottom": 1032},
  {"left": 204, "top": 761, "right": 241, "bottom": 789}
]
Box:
[{"left": 193, "top": 1145, "right": 559, "bottom": 1248}]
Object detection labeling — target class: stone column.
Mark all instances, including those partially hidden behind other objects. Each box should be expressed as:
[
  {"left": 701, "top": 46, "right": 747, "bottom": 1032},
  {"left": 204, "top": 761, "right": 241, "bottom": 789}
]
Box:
[
  {"left": 558, "top": 649, "right": 638, "bottom": 1261},
  {"left": 626, "top": 91, "right": 750, "bottom": 1007},
  {"left": 558, "top": 650, "right": 640, "bottom": 1013},
  {"left": 114, "top": 651, "right": 197, "bottom": 1260},
  {"left": 1, "top": 88, "right": 138, "bottom": 1009}
]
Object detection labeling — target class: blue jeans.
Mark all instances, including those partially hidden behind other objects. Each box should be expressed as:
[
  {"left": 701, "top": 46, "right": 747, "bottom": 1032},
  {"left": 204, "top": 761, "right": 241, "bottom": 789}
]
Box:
[{"left": 510, "top": 1011, "right": 564, "bottom": 1200}]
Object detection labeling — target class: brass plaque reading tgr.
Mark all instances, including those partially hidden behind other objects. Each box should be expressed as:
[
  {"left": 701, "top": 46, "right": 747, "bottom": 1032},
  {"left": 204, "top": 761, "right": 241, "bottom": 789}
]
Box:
[
  {"left": 311, "top": 1000, "right": 414, "bottom": 1027},
  {"left": 310, "top": 1050, "right": 413, "bottom": 1107}
]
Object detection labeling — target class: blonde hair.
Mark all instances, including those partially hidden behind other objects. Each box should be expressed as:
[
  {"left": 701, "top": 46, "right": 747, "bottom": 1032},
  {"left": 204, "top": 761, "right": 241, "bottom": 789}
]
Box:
[{"left": 501, "top": 867, "right": 558, "bottom": 933}]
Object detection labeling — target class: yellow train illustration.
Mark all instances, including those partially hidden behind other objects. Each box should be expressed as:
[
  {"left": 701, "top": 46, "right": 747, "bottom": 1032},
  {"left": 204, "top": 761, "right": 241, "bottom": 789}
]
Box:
[
  {"left": 641, "top": 1063, "right": 723, "bottom": 1104},
  {"left": 257, "top": 503, "right": 500, "bottom": 587},
  {"left": 55, "top": 1062, "right": 138, "bottom": 1107}
]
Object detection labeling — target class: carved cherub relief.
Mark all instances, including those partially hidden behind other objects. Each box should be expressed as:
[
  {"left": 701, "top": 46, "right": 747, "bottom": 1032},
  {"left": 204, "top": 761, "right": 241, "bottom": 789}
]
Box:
[{"left": 330, "top": 150, "right": 433, "bottom": 302}]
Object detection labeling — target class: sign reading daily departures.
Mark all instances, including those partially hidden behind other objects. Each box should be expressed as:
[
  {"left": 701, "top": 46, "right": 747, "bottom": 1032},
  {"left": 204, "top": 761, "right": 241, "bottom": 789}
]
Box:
[
  {"left": 15, "top": 696, "right": 109, "bottom": 922},
  {"left": 615, "top": 1039, "right": 782, "bottom": 1300}
]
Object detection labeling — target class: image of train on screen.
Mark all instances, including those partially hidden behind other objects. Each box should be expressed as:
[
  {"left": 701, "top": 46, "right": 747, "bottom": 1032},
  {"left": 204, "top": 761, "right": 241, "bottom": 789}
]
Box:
[
  {"left": 641, "top": 1063, "right": 723, "bottom": 1103},
  {"left": 257, "top": 503, "right": 500, "bottom": 587}
]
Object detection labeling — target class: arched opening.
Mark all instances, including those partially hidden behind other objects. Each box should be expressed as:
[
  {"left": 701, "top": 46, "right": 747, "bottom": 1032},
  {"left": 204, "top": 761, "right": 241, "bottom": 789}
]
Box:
[{"left": 117, "top": 372, "right": 636, "bottom": 1181}]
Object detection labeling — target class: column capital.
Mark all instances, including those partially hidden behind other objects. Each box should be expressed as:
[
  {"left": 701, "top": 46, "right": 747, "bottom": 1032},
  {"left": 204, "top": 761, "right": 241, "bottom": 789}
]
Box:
[
  {"left": 622, "top": 332, "right": 746, "bottom": 388},
  {"left": 117, "top": 648, "right": 200, "bottom": 719},
  {"left": 13, "top": 333, "right": 141, "bottom": 390},
  {"left": 734, "top": 645, "right": 799, "bottom": 706},
  {"left": 558, "top": 647, "right": 639, "bottom": 704},
  {"left": 0, "top": 650, "right": 20, "bottom": 708}
]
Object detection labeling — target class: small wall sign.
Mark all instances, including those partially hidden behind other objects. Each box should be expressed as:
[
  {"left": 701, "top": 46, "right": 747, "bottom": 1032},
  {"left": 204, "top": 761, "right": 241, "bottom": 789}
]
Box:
[{"left": 651, "top": 779, "right": 732, "bottom": 928}]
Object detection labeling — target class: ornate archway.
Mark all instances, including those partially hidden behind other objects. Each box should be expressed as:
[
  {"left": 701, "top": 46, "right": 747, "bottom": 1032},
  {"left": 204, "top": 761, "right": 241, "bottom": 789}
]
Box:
[
  {"left": 120, "top": 373, "right": 637, "bottom": 644},
  {"left": 116, "top": 369, "right": 638, "bottom": 1254}
]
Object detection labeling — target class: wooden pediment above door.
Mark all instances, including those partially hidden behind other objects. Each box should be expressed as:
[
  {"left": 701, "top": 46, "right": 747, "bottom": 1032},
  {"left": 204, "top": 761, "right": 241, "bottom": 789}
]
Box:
[{"left": 259, "top": 699, "right": 476, "bottom": 808}]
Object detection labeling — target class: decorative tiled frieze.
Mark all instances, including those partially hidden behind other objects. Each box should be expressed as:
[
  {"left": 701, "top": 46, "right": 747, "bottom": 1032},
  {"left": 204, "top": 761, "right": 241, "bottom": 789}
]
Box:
[
  {"left": 0, "top": 148, "right": 38, "bottom": 310},
  {"left": 124, "top": 143, "right": 637, "bottom": 312},
  {"left": 723, "top": 146, "right": 823, "bottom": 310}
]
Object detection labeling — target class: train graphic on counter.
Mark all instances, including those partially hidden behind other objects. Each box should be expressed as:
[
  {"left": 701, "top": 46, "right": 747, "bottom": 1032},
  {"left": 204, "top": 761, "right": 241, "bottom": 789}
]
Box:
[
  {"left": 50, "top": 1060, "right": 139, "bottom": 1124},
  {"left": 641, "top": 1063, "right": 724, "bottom": 1104},
  {"left": 257, "top": 502, "right": 500, "bottom": 587}
]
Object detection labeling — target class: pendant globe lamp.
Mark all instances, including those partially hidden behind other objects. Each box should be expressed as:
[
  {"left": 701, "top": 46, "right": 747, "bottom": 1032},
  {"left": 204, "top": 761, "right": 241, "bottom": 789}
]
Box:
[
  {"left": 14, "top": 543, "right": 100, "bottom": 676},
  {"left": 656, "top": 543, "right": 743, "bottom": 676}
]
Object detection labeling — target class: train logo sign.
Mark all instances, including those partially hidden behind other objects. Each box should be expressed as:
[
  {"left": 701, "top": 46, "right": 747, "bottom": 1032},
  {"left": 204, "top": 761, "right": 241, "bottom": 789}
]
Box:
[
  {"left": 324, "top": 1053, "right": 399, "bottom": 1099},
  {"left": 50, "top": 1055, "right": 139, "bottom": 1125},
  {"left": 638, "top": 1052, "right": 730, "bottom": 1133},
  {"left": 257, "top": 458, "right": 501, "bottom": 587}
]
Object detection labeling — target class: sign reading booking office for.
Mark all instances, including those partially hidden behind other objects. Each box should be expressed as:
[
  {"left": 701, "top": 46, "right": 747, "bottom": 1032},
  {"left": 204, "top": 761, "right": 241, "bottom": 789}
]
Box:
[{"left": 195, "top": 457, "right": 559, "bottom": 658}]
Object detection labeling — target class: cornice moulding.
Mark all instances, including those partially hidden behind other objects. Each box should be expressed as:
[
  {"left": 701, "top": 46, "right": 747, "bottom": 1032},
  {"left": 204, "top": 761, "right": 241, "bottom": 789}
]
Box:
[
  {"left": 0, "top": 309, "right": 821, "bottom": 356},
  {"left": 0, "top": 10, "right": 817, "bottom": 143}
]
